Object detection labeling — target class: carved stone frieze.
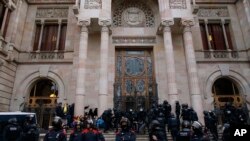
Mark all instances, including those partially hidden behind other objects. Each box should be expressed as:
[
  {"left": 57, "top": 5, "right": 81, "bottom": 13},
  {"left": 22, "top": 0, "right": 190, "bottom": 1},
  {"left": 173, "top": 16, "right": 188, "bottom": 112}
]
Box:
[
  {"left": 198, "top": 7, "right": 229, "bottom": 17},
  {"left": 170, "top": 0, "right": 187, "bottom": 9},
  {"left": 113, "top": 37, "right": 156, "bottom": 44},
  {"left": 113, "top": 1, "right": 154, "bottom": 27},
  {"left": 36, "top": 8, "right": 69, "bottom": 18},
  {"left": 27, "top": 0, "right": 74, "bottom": 4},
  {"left": 84, "top": 0, "right": 102, "bottom": 9}
]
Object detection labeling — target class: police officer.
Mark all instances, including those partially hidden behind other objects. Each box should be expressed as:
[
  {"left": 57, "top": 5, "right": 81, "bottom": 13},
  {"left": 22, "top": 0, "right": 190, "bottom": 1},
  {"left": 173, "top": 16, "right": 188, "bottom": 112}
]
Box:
[
  {"left": 43, "top": 116, "right": 67, "bottom": 141},
  {"left": 115, "top": 117, "right": 136, "bottom": 141},
  {"left": 168, "top": 113, "right": 179, "bottom": 141},
  {"left": 21, "top": 114, "right": 39, "bottom": 141},
  {"left": 190, "top": 121, "right": 208, "bottom": 141},
  {"left": 3, "top": 118, "right": 22, "bottom": 141},
  {"left": 149, "top": 119, "right": 167, "bottom": 141},
  {"left": 176, "top": 120, "right": 192, "bottom": 141},
  {"left": 69, "top": 121, "right": 83, "bottom": 141},
  {"left": 222, "top": 123, "right": 230, "bottom": 141},
  {"left": 81, "top": 120, "right": 105, "bottom": 141}
]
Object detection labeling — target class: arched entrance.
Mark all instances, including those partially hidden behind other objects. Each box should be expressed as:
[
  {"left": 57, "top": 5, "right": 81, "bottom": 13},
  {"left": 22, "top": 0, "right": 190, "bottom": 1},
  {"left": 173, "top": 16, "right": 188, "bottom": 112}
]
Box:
[
  {"left": 212, "top": 77, "right": 244, "bottom": 123},
  {"left": 114, "top": 48, "right": 158, "bottom": 112},
  {"left": 213, "top": 78, "right": 243, "bottom": 108},
  {"left": 24, "top": 79, "right": 58, "bottom": 129}
]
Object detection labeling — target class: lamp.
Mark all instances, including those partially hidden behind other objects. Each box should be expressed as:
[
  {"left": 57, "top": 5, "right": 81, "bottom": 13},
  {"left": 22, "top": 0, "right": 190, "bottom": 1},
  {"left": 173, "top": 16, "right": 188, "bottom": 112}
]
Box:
[{"left": 49, "top": 93, "right": 56, "bottom": 98}]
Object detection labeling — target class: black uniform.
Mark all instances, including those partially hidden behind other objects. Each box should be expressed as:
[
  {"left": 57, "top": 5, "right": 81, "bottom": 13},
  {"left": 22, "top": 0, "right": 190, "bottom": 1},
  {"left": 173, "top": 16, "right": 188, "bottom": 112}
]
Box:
[
  {"left": 44, "top": 129, "right": 67, "bottom": 141},
  {"left": 115, "top": 130, "right": 136, "bottom": 141},
  {"left": 3, "top": 118, "right": 22, "bottom": 141},
  {"left": 44, "top": 116, "right": 67, "bottom": 141},
  {"left": 21, "top": 122, "right": 39, "bottom": 141},
  {"left": 116, "top": 117, "right": 136, "bottom": 141},
  {"left": 176, "top": 128, "right": 191, "bottom": 141}
]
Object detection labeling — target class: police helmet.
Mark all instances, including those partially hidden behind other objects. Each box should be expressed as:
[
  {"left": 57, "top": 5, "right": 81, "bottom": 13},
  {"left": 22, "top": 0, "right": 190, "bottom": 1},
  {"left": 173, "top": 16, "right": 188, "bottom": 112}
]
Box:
[
  {"left": 120, "top": 117, "right": 129, "bottom": 126},
  {"left": 158, "top": 112, "right": 164, "bottom": 117},
  {"left": 151, "top": 120, "right": 160, "bottom": 126},
  {"left": 52, "top": 116, "right": 62, "bottom": 129},
  {"left": 182, "top": 120, "right": 191, "bottom": 128},
  {"left": 8, "top": 118, "right": 17, "bottom": 124},
  {"left": 26, "top": 114, "right": 34, "bottom": 122},
  {"left": 192, "top": 121, "right": 202, "bottom": 130},
  {"left": 203, "top": 110, "right": 209, "bottom": 116}
]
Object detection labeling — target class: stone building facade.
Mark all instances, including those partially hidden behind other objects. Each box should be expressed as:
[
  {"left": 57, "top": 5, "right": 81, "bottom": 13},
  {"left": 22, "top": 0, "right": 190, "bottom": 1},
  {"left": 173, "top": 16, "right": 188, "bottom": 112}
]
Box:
[{"left": 0, "top": 0, "right": 250, "bottom": 126}]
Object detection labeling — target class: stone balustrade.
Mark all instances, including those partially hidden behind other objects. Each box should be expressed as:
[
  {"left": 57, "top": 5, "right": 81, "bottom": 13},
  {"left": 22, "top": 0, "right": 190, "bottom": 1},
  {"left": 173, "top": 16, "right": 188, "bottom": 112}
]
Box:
[{"left": 195, "top": 50, "right": 249, "bottom": 62}]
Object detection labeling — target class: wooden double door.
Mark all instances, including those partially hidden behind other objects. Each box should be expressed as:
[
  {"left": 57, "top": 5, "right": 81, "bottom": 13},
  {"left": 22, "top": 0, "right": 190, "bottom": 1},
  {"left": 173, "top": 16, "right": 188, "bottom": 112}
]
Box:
[{"left": 114, "top": 48, "right": 157, "bottom": 112}]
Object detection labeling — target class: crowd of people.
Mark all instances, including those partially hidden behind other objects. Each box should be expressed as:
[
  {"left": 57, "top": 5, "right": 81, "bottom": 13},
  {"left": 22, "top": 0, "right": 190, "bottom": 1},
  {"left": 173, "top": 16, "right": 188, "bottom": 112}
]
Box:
[{"left": 1, "top": 100, "right": 249, "bottom": 141}]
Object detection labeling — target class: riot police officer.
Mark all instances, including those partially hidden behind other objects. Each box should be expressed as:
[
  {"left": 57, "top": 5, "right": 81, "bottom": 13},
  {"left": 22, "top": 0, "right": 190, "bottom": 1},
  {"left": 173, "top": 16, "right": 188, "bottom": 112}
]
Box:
[
  {"left": 69, "top": 121, "right": 83, "bottom": 141},
  {"left": 115, "top": 117, "right": 136, "bottom": 141},
  {"left": 222, "top": 123, "right": 230, "bottom": 141},
  {"left": 3, "top": 118, "right": 22, "bottom": 141},
  {"left": 43, "top": 116, "right": 67, "bottom": 141},
  {"left": 21, "top": 114, "right": 39, "bottom": 141},
  {"left": 168, "top": 113, "right": 179, "bottom": 141},
  {"left": 81, "top": 120, "right": 105, "bottom": 141},
  {"left": 176, "top": 120, "right": 192, "bottom": 141},
  {"left": 190, "top": 121, "right": 208, "bottom": 141},
  {"left": 149, "top": 119, "right": 167, "bottom": 141}
]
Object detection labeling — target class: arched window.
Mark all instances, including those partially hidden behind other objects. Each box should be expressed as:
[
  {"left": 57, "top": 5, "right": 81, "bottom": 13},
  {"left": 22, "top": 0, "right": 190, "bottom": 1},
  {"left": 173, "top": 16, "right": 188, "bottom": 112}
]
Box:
[
  {"left": 30, "top": 79, "right": 58, "bottom": 97},
  {"left": 212, "top": 78, "right": 239, "bottom": 96}
]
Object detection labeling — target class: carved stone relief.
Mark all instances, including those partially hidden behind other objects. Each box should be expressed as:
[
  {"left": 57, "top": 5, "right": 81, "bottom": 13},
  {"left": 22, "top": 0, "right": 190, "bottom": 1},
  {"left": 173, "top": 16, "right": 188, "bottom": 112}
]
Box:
[
  {"left": 198, "top": 7, "right": 229, "bottom": 17},
  {"left": 122, "top": 7, "right": 145, "bottom": 26},
  {"left": 36, "top": 8, "right": 69, "bottom": 18},
  {"left": 170, "top": 0, "right": 187, "bottom": 9},
  {"left": 84, "top": 0, "right": 102, "bottom": 9},
  {"left": 113, "top": 37, "right": 156, "bottom": 44},
  {"left": 113, "top": 2, "right": 154, "bottom": 27}
]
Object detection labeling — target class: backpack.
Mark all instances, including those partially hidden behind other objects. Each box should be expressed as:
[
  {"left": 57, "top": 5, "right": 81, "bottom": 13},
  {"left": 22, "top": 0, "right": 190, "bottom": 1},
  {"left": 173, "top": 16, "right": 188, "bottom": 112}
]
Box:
[{"left": 96, "top": 118, "right": 105, "bottom": 128}]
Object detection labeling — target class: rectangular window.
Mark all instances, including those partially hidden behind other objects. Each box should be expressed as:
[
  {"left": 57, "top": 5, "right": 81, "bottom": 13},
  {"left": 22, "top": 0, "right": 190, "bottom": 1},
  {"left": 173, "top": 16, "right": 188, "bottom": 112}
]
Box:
[
  {"left": 199, "top": 22, "right": 233, "bottom": 50},
  {"left": 33, "top": 22, "right": 67, "bottom": 51}
]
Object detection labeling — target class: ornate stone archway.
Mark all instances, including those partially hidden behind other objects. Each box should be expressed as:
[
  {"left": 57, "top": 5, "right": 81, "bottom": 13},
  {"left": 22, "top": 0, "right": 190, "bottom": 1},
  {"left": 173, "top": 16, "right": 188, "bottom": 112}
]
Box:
[
  {"left": 10, "top": 70, "right": 65, "bottom": 112},
  {"left": 204, "top": 67, "right": 250, "bottom": 111}
]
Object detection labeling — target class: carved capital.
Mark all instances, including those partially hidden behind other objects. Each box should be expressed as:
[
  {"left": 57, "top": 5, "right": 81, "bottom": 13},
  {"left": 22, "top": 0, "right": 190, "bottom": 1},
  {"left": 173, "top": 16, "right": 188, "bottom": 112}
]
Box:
[
  {"left": 78, "top": 20, "right": 91, "bottom": 27},
  {"left": 221, "top": 19, "right": 225, "bottom": 25},
  {"left": 204, "top": 19, "right": 208, "bottom": 24},
  {"left": 181, "top": 19, "right": 195, "bottom": 27},
  {"left": 99, "top": 19, "right": 112, "bottom": 27},
  {"left": 161, "top": 19, "right": 174, "bottom": 27}
]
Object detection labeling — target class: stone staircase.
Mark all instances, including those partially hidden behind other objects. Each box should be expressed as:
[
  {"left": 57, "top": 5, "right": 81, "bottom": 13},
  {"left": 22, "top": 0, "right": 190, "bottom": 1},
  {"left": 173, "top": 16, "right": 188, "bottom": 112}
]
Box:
[{"left": 39, "top": 127, "right": 224, "bottom": 141}]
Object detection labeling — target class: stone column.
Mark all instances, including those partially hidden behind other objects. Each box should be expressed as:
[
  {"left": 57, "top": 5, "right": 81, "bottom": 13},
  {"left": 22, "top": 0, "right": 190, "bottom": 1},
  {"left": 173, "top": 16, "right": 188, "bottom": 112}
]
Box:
[
  {"left": 98, "top": 20, "right": 111, "bottom": 116},
  {"left": 204, "top": 19, "right": 212, "bottom": 50},
  {"left": 161, "top": 20, "right": 178, "bottom": 110},
  {"left": 221, "top": 19, "right": 230, "bottom": 50},
  {"left": 55, "top": 20, "right": 62, "bottom": 51},
  {"left": 37, "top": 20, "right": 45, "bottom": 51},
  {"left": 182, "top": 19, "right": 204, "bottom": 123},
  {"left": 74, "top": 21, "right": 90, "bottom": 116}
]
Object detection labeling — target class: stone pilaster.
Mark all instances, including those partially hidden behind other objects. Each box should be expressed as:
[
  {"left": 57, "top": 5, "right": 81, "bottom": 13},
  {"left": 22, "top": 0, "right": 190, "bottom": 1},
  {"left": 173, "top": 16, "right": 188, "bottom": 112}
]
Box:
[
  {"left": 181, "top": 19, "right": 204, "bottom": 124},
  {"left": 243, "top": 0, "right": 250, "bottom": 27},
  {"left": 0, "top": 7, "right": 9, "bottom": 35},
  {"left": 161, "top": 20, "right": 178, "bottom": 110},
  {"left": 98, "top": 20, "right": 111, "bottom": 116},
  {"left": 74, "top": 20, "right": 90, "bottom": 116}
]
